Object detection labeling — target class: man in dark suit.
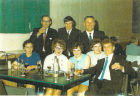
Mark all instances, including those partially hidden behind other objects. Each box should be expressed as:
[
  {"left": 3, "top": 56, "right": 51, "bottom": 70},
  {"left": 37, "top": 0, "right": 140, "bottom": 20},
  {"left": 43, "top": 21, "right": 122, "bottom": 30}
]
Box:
[
  {"left": 58, "top": 16, "right": 81, "bottom": 57},
  {"left": 79, "top": 16, "right": 106, "bottom": 53},
  {"left": 82, "top": 38, "right": 135, "bottom": 95},
  {"left": 30, "top": 15, "right": 57, "bottom": 61}
]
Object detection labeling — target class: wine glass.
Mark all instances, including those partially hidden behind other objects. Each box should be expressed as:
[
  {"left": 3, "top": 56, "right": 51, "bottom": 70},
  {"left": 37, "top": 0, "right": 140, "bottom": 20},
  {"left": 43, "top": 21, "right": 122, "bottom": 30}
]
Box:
[
  {"left": 19, "top": 63, "right": 26, "bottom": 76},
  {"left": 47, "top": 66, "right": 51, "bottom": 73}
]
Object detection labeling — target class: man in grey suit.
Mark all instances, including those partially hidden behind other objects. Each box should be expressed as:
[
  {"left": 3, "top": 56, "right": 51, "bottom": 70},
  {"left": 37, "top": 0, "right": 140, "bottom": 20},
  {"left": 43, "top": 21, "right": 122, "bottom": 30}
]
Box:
[
  {"left": 58, "top": 16, "right": 81, "bottom": 57},
  {"left": 79, "top": 16, "right": 106, "bottom": 53}
]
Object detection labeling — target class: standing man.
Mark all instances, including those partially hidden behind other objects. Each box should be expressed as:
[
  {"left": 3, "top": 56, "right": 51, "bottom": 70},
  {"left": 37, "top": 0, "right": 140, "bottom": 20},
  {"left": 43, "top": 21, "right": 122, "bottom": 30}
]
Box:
[
  {"left": 30, "top": 15, "right": 57, "bottom": 61},
  {"left": 83, "top": 38, "right": 135, "bottom": 95},
  {"left": 79, "top": 16, "right": 106, "bottom": 53},
  {"left": 58, "top": 16, "right": 81, "bottom": 57}
]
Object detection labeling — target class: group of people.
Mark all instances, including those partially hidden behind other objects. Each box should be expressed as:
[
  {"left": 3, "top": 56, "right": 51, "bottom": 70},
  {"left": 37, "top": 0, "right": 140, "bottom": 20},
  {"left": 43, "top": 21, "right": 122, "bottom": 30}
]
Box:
[{"left": 4, "top": 15, "right": 137, "bottom": 96}]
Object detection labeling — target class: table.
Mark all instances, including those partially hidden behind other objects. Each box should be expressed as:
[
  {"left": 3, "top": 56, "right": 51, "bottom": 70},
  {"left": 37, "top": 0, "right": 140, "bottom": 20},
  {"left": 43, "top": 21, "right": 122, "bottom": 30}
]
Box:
[{"left": 0, "top": 70, "right": 91, "bottom": 92}]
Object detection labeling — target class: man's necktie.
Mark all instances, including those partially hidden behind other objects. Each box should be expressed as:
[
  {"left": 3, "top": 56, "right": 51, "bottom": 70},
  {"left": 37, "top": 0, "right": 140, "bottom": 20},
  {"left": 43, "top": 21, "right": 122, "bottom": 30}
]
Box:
[
  {"left": 43, "top": 33, "right": 47, "bottom": 49},
  {"left": 100, "top": 57, "right": 108, "bottom": 80},
  {"left": 89, "top": 33, "right": 92, "bottom": 42}
]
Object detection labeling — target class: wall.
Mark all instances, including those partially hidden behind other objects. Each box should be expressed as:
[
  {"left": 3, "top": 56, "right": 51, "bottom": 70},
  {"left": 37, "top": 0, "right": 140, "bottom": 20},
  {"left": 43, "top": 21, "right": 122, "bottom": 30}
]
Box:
[
  {"left": 0, "top": 33, "right": 30, "bottom": 51},
  {"left": 50, "top": 0, "right": 133, "bottom": 42}
]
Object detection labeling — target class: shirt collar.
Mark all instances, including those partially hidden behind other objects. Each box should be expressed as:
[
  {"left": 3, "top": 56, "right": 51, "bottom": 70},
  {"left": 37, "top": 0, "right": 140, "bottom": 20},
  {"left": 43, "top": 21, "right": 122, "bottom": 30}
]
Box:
[
  {"left": 67, "top": 28, "right": 72, "bottom": 34},
  {"left": 86, "top": 30, "right": 94, "bottom": 36}
]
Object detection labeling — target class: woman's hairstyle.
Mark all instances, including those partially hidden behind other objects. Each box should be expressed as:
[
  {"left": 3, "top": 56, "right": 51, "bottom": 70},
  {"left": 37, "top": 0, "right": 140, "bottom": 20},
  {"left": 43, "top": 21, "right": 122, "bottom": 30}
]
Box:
[
  {"left": 23, "top": 39, "right": 33, "bottom": 49},
  {"left": 90, "top": 38, "right": 102, "bottom": 48},
  {"left": 51, "top": 38, "right": 66, "bottom": 51},
  {"left": 71, "top": 42, "right": 83, "bottom": 52}
]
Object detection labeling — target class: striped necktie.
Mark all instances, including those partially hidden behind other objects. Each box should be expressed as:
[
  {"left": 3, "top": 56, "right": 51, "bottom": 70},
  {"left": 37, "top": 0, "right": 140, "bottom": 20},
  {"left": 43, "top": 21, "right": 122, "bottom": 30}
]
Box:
[{"left": 100, "top": 57, "right": 108, "bottom": 80}]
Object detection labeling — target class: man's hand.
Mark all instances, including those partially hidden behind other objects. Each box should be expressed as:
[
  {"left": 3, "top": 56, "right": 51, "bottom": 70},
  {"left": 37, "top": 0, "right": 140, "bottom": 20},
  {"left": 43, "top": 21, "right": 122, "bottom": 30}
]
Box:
[
  {"left": 111, "top": 63, "right": 124, "bottom": 71},
  {"left": 37, "top": 27, "right": 46, "bottom": 38}
]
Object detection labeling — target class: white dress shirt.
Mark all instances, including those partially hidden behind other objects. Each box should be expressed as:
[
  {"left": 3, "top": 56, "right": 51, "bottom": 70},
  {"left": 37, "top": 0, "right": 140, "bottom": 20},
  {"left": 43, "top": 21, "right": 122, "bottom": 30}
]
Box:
[
  {"left": 98, "top": 54, "right": 114, "bottom": 80},
  {"left": 67, "top": 28, "right": 72, "bottom": 35},
  {"left": 86, "top": 30, "right": 94, "bottom": 39},
  {"left": 43, "top": 53, "right": 69, "bottom": 72}
]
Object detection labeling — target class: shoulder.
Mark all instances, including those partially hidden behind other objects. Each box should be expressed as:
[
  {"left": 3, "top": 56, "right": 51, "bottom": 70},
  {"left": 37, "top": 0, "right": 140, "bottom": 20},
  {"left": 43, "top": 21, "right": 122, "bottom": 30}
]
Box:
[
  {"left": 61, "top": 54, "right": 68, "bottom": 59},
  {"left": 58, "top": 27, "right": 65, "bottom": 31},
  {"left": 32, "top": 52, "right": 40, "bottom": 57},
  {"left": 87, "top": 51, "right": 93, "bottom": 55},
  {"left": 72, "top": 28, "right": 81, "bottom": 33},
  {"left": 48, "top": 28, "right": 57, "bottom": 33}
]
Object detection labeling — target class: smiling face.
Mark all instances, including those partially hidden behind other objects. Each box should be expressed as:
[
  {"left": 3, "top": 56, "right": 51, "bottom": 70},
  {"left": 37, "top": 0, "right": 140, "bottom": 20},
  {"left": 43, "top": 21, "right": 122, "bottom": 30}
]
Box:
[
  {"left": 24, "top": 43, "right": 33, "bottom": 55},
  {"left": 92, "top": 43, "right": 102, "bottom": 55},
  {"left": 54, "top": 43, "right": 64, "bottom": 56},
  {"left": 65, "top": 21, "right": 73, "bottom": 31},
  {"left": 103, "top": 43, "right": 115, "bottom": 56},
  {"left": 84, "top": 17, "right": 95, "bottom": 32},
  {"left": 72, "top": 46, "right": 82, "bottom": 58},
  {"left": 41, "top": 16, "right": 51, "bottom": 29}
]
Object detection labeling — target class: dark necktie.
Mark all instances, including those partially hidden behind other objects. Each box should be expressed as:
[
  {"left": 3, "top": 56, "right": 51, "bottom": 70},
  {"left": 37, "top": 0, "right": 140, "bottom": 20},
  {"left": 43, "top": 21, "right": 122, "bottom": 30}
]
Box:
[
  {"left": 100, "top": 57, "right": 108, "bottom": 80},
  {"left": 89, "top": 33, "right": 92, "bottom": 41}
]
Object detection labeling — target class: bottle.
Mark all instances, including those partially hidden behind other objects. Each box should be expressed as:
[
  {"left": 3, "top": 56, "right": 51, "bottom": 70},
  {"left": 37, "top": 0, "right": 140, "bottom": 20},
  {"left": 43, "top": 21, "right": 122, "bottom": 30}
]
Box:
[{"left": 53, "top": 56, "right": 59, "bottom": 77}]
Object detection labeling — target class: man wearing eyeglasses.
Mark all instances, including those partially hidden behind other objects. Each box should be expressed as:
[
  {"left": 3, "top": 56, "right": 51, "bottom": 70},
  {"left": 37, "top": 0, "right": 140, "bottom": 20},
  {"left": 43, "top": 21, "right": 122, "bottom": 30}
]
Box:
[{"left": 30, "top": 15, "right": 57, "bottom": 62}]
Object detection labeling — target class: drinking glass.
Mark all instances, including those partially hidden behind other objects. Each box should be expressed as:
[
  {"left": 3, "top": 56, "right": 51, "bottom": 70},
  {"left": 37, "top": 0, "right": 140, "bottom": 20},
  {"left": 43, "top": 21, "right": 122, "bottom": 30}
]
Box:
[
  {"left": 65, "top": 71, "right": 70, "bottom": 80},
  {"left": 75, "top": 68, "right": 83, "bottom": 76}
]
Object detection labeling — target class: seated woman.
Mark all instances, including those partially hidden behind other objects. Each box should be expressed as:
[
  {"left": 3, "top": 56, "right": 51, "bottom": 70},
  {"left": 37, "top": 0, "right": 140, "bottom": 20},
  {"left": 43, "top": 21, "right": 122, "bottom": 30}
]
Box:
[
  {"left": 67, "top": 42, "right": 90, "bottom": 96},
  {"left": 10, "top": 40, "right": 40, "bottom": 88},
  {"left": 43, "top": 38, "right": 69, "bottom": 96},
  {"left": 87, "top": 38, "right": 106, "bottom": 67}
]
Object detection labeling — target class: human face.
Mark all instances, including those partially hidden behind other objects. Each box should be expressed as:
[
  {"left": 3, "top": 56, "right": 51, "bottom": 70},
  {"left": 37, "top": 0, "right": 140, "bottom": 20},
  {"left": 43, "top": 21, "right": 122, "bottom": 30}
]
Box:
[
  {"left": 64, "top": 21, "right": 73, "bottom": 31},
  {"left": 72, "top": 47, "right": 82, "bottom": 58},
  {"left": 24, "top": 43, "right": 33, "bottom": 55},
  {"left": 103, "top": 43, "right": 115, "bottom": 56},
  {"left": 84, "top": 18, "right": 95, "bottom": 32},
  {"left": 92, "top": 43, "right": 102, "bottom": 54},
  {"left": 54, "top": 43, "right": 63, "bottom": 56},
  {"left": 41, "top": 17, "right": 51, "bottom": 29}
]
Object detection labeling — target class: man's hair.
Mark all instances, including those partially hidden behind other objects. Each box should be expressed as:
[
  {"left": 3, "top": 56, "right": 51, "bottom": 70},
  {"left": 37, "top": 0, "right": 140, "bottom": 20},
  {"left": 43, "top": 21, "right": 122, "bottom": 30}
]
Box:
[
  {"left": 102, "top": 38, "right": 115, "bottom": 46},
  {"left": 71, "top": 42, "right": 83, "bottom": 52},
  {"left": 90, "top": 38, "right": 102, "bottom": 48},
  {"left": 84, "top": 16, "right": 95, "bottom": 22},
  {"left": 23, "top": 39, "right": 33, "bottom": 48},
  {"left": 64, "top": 16, "right": 76, "bottom": 27},
  {"left": 51, "top": 38, "right": 66, "bottom": 51},
  {"left": 41, "top": 15, "right": 52, "bottom": 22}
]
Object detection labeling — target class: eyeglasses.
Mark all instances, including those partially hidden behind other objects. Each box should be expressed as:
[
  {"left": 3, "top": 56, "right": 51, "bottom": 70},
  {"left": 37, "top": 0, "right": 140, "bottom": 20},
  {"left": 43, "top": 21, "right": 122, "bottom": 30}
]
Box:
[
  {"left": 55, "top": 46, "right": 63, "bottom": 50},
  {"left": 42, "top": 20, "right": 50, "bottom": 23}
]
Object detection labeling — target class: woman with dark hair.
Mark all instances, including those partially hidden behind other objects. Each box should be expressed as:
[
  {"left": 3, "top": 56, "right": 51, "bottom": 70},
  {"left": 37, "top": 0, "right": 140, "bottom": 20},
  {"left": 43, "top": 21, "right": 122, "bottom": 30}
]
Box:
[
  {"left": 67, "top": 42, "right": 90, "bottom": 96},
  {"left": 3, "top": 39, "right": 40, "bottom": 89}
]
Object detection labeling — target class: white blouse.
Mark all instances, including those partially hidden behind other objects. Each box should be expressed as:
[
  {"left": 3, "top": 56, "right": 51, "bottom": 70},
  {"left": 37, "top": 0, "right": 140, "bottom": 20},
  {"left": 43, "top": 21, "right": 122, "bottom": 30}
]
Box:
[{"left": 43, "top": 53, "right": 69, "bottom": 72}]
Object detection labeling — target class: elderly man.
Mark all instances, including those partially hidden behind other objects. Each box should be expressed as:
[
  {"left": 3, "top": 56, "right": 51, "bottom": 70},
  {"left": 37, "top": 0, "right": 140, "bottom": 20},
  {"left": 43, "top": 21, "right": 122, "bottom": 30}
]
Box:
[
  {"left": 83, "top": 38, "right": 135, "bottom": 95},
  {"left": 30, "top": 15, "right": 57, "bottom": 61},
  {"left": 58, "top": 16, "right": 81, "bottom": 57},
  {"left": 79, "top": 16, "right": 106, "bottom": 53}
]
